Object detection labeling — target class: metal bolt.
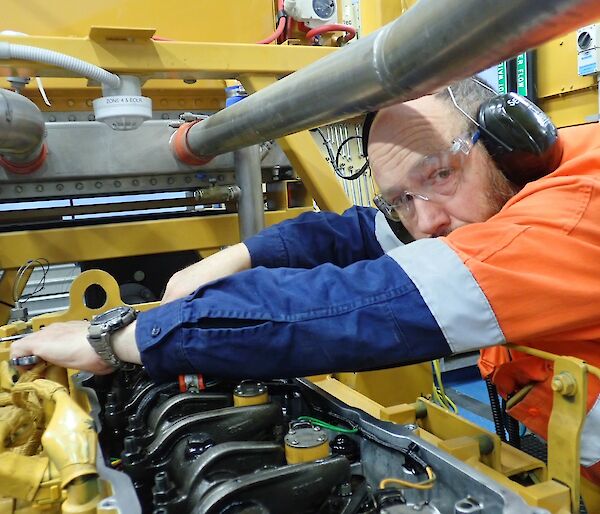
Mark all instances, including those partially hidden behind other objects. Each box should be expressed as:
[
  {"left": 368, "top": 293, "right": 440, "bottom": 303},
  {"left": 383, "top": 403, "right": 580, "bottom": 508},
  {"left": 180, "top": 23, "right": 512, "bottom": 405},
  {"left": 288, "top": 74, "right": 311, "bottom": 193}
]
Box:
[
  {"left": 150, "top": 178, "right": 157, "bottom": 186},
  {"left": 313, "top": 426, "right": 321, "bottom": 431},
  {"left": 67, "top": 99, "right": 75, "bottom": 107},
  {"left": 48, "top": 115, "right": 56, "bottom": 122},
  {"left": 95, "top": 181, "right": 103, "bottom": 189},
  {"left": 15, "top": 185, "right": 23, "bottom": 193},
  {"left": 289, "top": 439, "right": 298, "bottom": 446},
  {"left": 114, "top": 180, "right": 121, "bottom": 188},
  {"left": 36, "top": 185, "right": 44, "bottom": 192},
  {"left": 551, "top": 372, "right": 577, "bottom": 397},
  {"left": 56, "top": 184, "right": 64, "bottom": 191},
  {"left": 75, "top": 182, "right": 84, "bottom": 190},
  {"left": 288, "top": 429, "right": 296, "bottom": 435},
  {"left": 317, "top": 435, "right": 326, "bottom": 442},
  {"left": 167, "top": 177, "right": 175, "bottom": 185},
  {"left": 132, "top": 179, "right": 139, "bottom": 186},
  {"left": 404, "top": 424, "right": 417, "bottom": 431},
  {"left": 88, "top": 114, "right": 95, "bottom": 121},
  {"left": 338, "top": 482, "right": 352, "bottom": 497},
  {"left": 68, "top": 115, "right": 76, "bottom": 122}
]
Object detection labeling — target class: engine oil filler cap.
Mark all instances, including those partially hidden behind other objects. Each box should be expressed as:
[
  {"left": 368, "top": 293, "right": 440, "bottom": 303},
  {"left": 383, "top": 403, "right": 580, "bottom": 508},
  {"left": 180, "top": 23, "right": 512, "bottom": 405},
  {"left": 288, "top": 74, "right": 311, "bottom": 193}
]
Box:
[
  {"left": 233, "top": 380, "right": 269, "bottom": 407},
  {"left": 285, "top": 424, "right": 330, "bottom": 464}
]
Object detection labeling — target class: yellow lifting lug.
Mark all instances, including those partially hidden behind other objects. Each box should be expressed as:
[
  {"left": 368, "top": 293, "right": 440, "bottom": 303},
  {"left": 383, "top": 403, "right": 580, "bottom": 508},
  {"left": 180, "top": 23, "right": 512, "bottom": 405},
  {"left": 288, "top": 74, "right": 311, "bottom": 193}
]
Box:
[{"left": 551, "top": 372, "right": 578, "bottom": 397}]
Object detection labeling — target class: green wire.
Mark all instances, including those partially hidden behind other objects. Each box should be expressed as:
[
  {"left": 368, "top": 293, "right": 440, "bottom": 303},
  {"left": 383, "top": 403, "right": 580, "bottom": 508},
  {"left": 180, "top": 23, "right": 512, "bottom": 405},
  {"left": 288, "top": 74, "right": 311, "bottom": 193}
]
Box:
[{"left": 297, "top": 416, "right": 358, "bottom": 434}]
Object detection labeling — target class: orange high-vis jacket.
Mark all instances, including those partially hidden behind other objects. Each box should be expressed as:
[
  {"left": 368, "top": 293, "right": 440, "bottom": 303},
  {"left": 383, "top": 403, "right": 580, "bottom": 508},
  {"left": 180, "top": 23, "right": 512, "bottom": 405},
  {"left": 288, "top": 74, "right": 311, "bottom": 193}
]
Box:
[{"left": 448, "top": 123, "right": 600, "bottom": 485}]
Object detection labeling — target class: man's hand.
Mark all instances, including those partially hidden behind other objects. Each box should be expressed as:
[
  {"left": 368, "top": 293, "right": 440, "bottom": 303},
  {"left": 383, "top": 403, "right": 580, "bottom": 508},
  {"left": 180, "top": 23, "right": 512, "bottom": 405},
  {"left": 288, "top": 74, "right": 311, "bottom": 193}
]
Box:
[{"left": 9, "top": 321, "right": 114, "bottom": 375}]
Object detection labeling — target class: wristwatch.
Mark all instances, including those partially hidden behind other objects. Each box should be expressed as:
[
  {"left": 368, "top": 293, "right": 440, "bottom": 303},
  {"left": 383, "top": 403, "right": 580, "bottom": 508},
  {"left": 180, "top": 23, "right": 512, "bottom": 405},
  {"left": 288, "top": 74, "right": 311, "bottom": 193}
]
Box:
[{"left": 87, "top": 306, "right": 137, "bottom": 370}]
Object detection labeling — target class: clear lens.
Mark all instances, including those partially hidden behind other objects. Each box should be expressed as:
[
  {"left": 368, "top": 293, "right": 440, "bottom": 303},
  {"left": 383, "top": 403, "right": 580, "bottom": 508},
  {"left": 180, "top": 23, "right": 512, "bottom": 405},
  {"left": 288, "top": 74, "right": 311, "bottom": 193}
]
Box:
[{"left": 372, "top": 133, "right": 476, "bottom": 223}]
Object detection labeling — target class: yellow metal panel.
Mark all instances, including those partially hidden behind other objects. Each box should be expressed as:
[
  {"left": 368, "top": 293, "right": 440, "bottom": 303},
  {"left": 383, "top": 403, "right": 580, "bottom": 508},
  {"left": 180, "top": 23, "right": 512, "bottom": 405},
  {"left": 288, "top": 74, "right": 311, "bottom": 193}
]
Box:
[
  {"left": 0, "top": 209, "right": 311, "bottom": 269},
  {"left": 334, "top": 363, "right": 432, "bottom": 407},
  {"left": 8, "top": 80, "right": 227, "bottom": 113},
  {"left": 0, "top": 34, "right": 336, "bottom": 81},
  {"left": 537, "top": 34, "right": 596, "bottom": 99},
  {"left": 539, "top": 89, "right": 599, "bottom": 128},
  {"left": 417, "top": 398, "right": 502, "bottom": 471},
  {"left": 360, "top": 0, "right": 416, "bottom": 35},
  {"left": 309, "top": 375, "right": 395, "bottom": 419},
  {"left": 1, "top": 0, "right": 276, "bottom": 43},
  {"left": 536, "top": 28, "right": 599, "bottom": 128}
]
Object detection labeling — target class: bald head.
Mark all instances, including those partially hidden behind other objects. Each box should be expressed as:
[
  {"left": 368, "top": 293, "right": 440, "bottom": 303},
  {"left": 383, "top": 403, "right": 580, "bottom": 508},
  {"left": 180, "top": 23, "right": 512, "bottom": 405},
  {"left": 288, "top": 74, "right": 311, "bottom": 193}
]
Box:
[
  {"left": 367, "top": 93, "right": 515, "bottom": 239},
  {"left": 368, "top": 95, "right": 459, "bottom": 199}
]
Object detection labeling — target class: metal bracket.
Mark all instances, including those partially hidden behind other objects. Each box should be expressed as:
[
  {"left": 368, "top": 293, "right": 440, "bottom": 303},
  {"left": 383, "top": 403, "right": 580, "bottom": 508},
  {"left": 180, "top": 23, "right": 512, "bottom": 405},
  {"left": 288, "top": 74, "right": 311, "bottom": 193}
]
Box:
[{"left": 547, "top": 355, "right": 588, "bottom": 511}]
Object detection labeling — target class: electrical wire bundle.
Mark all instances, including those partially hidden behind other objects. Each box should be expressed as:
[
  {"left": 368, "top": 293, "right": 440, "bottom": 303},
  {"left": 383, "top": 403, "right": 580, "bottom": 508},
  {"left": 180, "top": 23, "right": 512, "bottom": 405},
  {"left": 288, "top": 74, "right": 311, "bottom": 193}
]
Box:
[
  {"left": 431, "top": 359, "right": 458, "bottom": 413},
  {"left": 311, "top": 127, "right": 370, "bottom": 180},
  {"left": 4, "top": 258, "right": 50, "bottom": 313}
]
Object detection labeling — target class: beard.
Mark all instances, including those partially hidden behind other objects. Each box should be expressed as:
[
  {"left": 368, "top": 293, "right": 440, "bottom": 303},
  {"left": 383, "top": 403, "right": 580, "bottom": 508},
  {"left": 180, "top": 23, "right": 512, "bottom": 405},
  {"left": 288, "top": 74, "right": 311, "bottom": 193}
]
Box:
[{"left": 485, "top": 166, "right": 520, "bottom": 216}]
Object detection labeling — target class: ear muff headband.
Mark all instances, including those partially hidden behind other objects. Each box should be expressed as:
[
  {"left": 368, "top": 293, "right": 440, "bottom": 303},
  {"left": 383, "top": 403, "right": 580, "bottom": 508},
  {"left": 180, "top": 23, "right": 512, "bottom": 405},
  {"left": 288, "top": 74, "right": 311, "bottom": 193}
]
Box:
[{"left": 361, "top": 110, "right": 378, "bottom": 158}]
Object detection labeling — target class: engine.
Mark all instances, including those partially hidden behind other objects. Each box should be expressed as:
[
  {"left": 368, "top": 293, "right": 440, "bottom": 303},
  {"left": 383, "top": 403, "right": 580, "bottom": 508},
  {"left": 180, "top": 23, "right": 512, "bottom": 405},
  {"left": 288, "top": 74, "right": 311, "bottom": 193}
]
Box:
[{"left": 83, "top": 367, "right": 540, "bottom": 514}]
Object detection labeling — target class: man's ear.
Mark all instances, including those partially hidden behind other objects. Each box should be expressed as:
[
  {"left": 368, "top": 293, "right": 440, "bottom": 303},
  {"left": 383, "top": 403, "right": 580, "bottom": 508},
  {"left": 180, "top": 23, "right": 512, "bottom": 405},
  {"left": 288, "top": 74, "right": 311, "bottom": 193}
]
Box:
[{"left": 387, "top": 218, "right": 414, "bottom": 244}]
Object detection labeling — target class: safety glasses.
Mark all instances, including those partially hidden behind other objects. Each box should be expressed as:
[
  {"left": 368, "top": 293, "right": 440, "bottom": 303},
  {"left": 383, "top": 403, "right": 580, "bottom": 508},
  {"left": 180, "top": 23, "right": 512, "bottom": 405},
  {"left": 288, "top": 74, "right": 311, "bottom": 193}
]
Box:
[{"left": 373, "top": 131, "right": 480, "bottom": 222}]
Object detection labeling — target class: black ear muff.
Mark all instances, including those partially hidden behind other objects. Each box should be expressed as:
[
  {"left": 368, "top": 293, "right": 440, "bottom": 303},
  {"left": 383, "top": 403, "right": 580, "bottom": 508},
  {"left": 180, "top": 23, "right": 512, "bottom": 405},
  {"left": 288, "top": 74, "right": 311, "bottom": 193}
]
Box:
[{"left": 477, "top": 93, "right": 563, "bottom": 186}]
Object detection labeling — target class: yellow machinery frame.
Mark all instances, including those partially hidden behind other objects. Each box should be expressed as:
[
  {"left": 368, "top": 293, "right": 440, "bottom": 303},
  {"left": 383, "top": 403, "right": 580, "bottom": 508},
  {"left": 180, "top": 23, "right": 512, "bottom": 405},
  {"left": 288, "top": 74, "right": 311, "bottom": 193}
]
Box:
[
  {"left": 0, "top": 27, "right": 352, "bottom": 325},
  {"left": 1, "top": 271, "right": 599, "bottom": 513}
]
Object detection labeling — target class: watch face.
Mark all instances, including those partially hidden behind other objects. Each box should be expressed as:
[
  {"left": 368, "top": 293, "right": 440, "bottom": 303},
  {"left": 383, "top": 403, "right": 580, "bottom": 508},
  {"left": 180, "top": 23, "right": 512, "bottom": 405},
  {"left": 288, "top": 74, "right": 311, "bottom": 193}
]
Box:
[{"left": 92, "top": 306, "right": 131, "bottom": 325}]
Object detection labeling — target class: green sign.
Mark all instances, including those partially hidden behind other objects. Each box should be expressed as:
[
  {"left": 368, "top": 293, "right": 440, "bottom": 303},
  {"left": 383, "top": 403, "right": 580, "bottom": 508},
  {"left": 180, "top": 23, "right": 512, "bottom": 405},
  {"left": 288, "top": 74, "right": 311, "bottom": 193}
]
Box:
[
  {"left": 497, "top": 62, "right": 508, "bottom": 94},
  {"left": 516, "top": 53, "right": 528, "bottom": 96}
]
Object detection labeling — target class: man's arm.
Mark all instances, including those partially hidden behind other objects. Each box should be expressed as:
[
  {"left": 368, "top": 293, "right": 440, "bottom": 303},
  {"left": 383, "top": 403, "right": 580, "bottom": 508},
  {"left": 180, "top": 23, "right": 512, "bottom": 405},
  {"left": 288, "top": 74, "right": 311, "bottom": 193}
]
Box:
[
  {"left": 162, "top": 243, "right": 251, "bottom": 303},
  {"left": 9, "top": 238, "right": 501, "bottom": 379},
  {"left": 244, "top": 206, "right": 403, "bottom": 269},
  {"left": 135, "top": 238, "right": 505, "bottom": 381},
  {"left": 162, "top": 207, "right": 403, "bottom": 303}
]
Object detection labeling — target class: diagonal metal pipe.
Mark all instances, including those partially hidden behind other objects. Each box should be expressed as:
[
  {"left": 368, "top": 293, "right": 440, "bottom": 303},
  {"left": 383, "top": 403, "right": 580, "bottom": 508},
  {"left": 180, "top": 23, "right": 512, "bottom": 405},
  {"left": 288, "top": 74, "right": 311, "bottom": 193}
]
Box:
[{"left": 177, "top": 0, "right": 600, "bottom": 160}]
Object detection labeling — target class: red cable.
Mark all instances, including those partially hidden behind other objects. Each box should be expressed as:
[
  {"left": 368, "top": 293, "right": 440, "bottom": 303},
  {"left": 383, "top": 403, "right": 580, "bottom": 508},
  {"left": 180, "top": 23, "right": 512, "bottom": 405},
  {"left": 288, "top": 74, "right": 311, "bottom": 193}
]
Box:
[
  {"left": 257, "top": 16, "right": 286, "bottom": 44},
  {"left": 306, "top": 23, "right": 356, "bottom": 42}
]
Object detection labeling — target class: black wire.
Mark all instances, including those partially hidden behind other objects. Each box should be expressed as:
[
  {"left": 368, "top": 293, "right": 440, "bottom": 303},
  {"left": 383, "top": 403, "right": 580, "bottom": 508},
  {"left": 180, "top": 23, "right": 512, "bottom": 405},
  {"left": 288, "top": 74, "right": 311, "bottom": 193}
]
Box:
[
  {"left": 0, "top": 300, "right": 15, "bottom": 308},
  {"left": 334, "top": 135, "right": 370, "bottom": 181},
  {"left": 311, "top": 128, "right": 370, "bottom": 181},
  {"left": 12, "top": 258, "right": 50, "bottom": 304}
]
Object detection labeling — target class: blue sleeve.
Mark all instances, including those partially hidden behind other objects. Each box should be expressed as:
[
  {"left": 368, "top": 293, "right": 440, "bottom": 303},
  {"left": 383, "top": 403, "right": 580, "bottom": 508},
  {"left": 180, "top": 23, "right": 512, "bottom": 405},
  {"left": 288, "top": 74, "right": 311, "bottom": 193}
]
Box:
[
  {"left": 244, "top": 206, "right": 403, "bottom": 269},
  {"left": 135, "top": 255, "right": 451, "bottom": 381}
]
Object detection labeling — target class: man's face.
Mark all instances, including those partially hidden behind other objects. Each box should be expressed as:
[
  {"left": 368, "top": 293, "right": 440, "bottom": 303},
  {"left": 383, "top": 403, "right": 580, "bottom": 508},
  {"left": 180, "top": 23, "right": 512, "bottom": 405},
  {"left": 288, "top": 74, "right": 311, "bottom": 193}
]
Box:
[{"left": 368, "top": 95, "right": 504, "bottom": 239}]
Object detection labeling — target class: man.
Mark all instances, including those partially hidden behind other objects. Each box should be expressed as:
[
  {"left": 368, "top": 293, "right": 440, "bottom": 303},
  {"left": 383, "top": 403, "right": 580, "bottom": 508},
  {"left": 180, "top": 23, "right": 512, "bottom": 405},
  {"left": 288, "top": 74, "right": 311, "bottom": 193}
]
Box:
[{"left": 10, "top": 78, "right": 600, "bottom": 484}]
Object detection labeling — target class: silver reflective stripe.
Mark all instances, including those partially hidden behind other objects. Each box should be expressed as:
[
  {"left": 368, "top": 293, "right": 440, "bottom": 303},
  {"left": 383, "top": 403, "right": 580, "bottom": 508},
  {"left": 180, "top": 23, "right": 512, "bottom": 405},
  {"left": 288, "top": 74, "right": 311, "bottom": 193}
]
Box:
[
  {"left": 387, "top": 238, "right": 505, "bottom": 353},
  {"left": 581, "top": 394, "right": 600, "bottom": 467},
  {"left": 375, "top": 211, "right": 403, "bottom": 252}
]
